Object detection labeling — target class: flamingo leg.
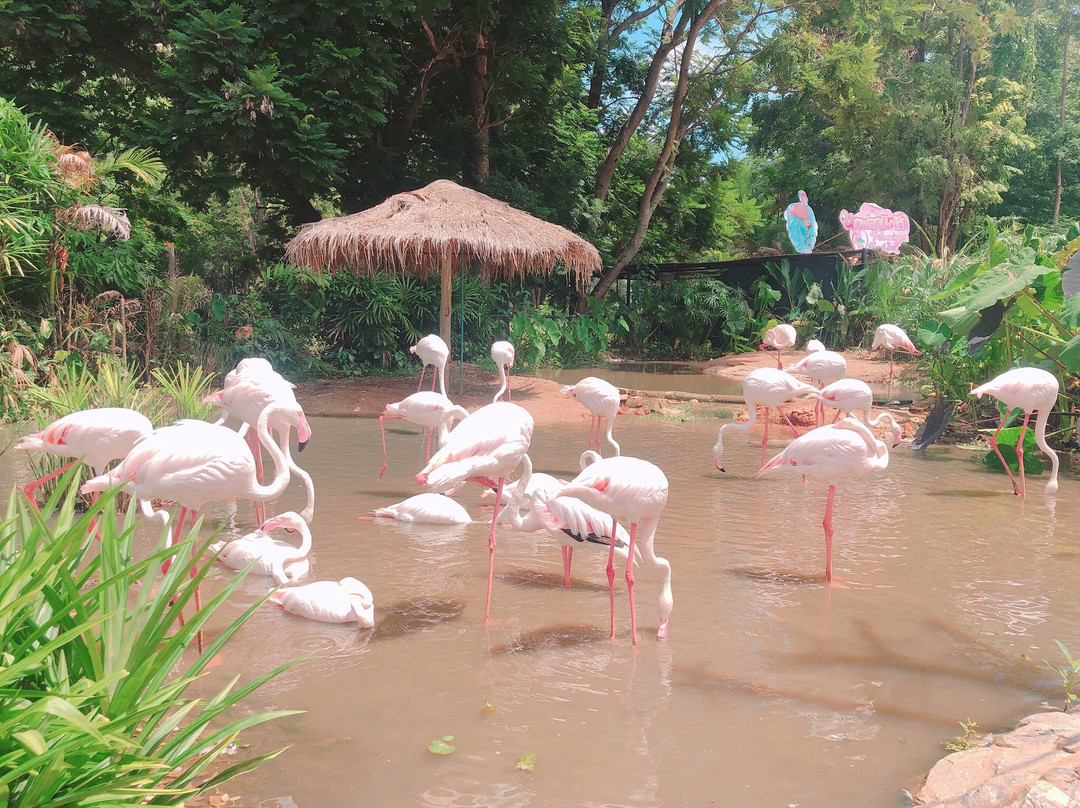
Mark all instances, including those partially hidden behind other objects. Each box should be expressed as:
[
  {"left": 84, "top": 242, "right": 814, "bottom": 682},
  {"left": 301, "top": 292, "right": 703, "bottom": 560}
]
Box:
[
  {"left": 484, "top": 478, "right": 504, "bottom": 623},
  {"left": 378, "top": 414, "right": 402, "bottom": 478},
  {"left": 607, "top": 516, "right": 618, "bottom": 639},
  {"left": 424, "top": 427, "right": 433, "bottom": 463},
  {"left": 23, "top": 459, "right": 78, "bottom": 513},
  {"left": 506, "top": 367, "right": 512, "bottom": 401},
  {"left": 430, "top": 368, "right": 437, "bottom": 392},
  {"left": 417, "top": 366, "right": 426, "bottom": 393},
  {"left": 625, "top": 522, "right": 638, "bottom": 647},
  {"left": 775, "top": 348, "right": 783, "bottom": 370},
  {"left": 831, "top": 408, "right": 842, "bottom": 424},
  {"left": 888, "top": 350, "right": 895, "bottom": 400},
  {"left": 562, "top": 545, "right": 573, "bottom": 588},
  {"left": 823, "top": 485, "right": 836, "bottom": 582},
  {"left": 1016, "top": 411, "right": 1031, "bottom": 499},
  {"left": 777, "top": 405, "right": 801, "bottom": 438},
  {"left": 989, "top": 408, "right": 1021, "bottom": 496},
  {"left": 761, "top": 407, "right": 770, "bottom": 465}
]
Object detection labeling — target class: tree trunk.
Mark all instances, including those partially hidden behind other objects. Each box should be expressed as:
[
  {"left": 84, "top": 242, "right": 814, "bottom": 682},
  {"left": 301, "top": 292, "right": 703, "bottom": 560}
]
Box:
[
  {"left": 1055, "top": 32, "right": 1069, "bottom": 223},
  {"left": 462, "top": 34, "right": 490, "bottom": 187},
  {"left": 587, "top": 0, "right": 618, "bottom": 109},
  {"left": 439, "top": 248, "right": 453, "bottom": 353},
  {"left": 592, "top": 2, "right": 683, "bottom": 201}
]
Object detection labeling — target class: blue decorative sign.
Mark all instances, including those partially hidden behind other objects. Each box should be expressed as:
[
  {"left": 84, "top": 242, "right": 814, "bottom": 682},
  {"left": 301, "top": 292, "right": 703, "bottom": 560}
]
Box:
[{"left": 784, "top": 190, "right": 818, "bottom": 254}]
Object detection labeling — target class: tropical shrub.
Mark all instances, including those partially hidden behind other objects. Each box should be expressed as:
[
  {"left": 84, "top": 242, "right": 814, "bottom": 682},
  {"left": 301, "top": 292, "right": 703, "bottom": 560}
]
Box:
[{"left": 0, "top": 476, "right": 296, "bottom": 806}]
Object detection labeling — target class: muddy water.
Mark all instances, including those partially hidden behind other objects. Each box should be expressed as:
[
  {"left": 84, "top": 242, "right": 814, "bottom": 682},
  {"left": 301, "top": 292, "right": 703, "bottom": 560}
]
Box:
[{"left": 10, "top": 400, "right": 1078, "bottom": 806}]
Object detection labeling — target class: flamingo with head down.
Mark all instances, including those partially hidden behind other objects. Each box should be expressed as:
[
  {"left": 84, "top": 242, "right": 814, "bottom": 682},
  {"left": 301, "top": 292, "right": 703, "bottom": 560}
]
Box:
[
  {"left": 411, "top": 334, "right": 449, "bottom": 397},
  {"left": 560, "top": 376, "right": 621, "bottom": 456},
  {"left": 713, "top": 368, "right": 817, "bottom": 471},
  {"left": 762, "top": 324, "right": 797, "bottom": 369},
  {"left": 811, "top": 378, "right": 904, "bottom": 446},
  {"left": 210, "top": 511, "right": 312, "bottom": 585},
  {"left": 378, "top": 392, "right": 468, "bottom": 477},
  {"left": 270, "top": 577, "right": 375, "bottom": 627},
  {"left": 491, "top": 340, "right": 515, "bottom": 402}
]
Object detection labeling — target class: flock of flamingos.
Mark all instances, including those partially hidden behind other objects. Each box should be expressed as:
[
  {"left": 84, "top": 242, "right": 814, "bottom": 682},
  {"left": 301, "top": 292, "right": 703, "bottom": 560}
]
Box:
[{"left": 13, "top": 324, "right": 1064, "bottom": 647}]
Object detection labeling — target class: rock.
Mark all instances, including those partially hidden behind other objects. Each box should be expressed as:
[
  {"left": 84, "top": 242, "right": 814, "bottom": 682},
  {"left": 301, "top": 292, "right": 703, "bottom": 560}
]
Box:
[{"left": 915, "top": 712, "right": 1080, "bottom": 808}]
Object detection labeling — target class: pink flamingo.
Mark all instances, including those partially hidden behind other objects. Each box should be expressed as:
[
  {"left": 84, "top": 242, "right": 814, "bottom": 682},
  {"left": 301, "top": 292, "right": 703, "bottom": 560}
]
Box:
[
  {"left": 416, "top": 401, "right": 533, "bottom": 621},
  {"left": 371, "top": 493, "right": 472, "bottom": 524},
  {"left": 559, "top": 376, "right": 621, "bottom": 456},
  {"left": 222, "top": 357, "right": 287, "bottom": 388},
  {"left": 762, "top": 324, "right": 797, "bottom": 369},
  {"left": 81, "top": 404, "right": 297, "bottom": 644},
  {"left": 971, "top": 367, "right": 1060, "bottom": 498},
  {"left": 411, "top": 334, "right": 449, "bottom": 397},
  {"left": 210, "top": 511, "right": 312, "bottom": 585},
  {"left": 491, "top": 340, "right": 515, "bottom": 402},
  {"left": 378, "top": 392, "right": 469, "bottom": 477},
  {"left": 205, "top": 376, "right": 314, "bottom": 524},
  {"left": 548, "top": 455, "right": 671, "bottom": 644},
  {"left": 811, "top": 378, "right": 903, "bottom": 446},
  {"left": 712, "top": 368, "right": 817, "bottom": 470},
  {"left": 758, "top": 418, "right": 889, "bottom": 582},
  {"left": 872, "top": 324, "right": 921, "bottom": 399},
  {"left": 15, "top": 407, "right": 153, "bottom": 512},
  {"left": 785, "top": 350, "right": 848, "bottom": 426},
  {"left": 270, "top": 577, "right": 374, "bottom": 627}
]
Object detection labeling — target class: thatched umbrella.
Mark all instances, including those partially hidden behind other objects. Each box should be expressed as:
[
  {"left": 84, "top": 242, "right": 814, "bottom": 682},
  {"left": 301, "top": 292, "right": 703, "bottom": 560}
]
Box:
[{"left": 285, "top": 179, "right": 601, "bottom": 354}]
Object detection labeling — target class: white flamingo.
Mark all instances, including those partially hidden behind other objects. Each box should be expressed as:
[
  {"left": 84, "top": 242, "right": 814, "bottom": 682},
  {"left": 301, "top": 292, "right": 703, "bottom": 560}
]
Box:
[
  {"left": 210, "top": 511, "right": 312, "bottom": 585},
  {"left": 713, "top": 368, "right": 817, "bottom": 471},
  {"left": 785, "top": 350, "right": 848, "bottom": 426},
  {"left": 971, "top": 367, "right": 1060, "bottom": 498},
  {"left": 491, "top": 340, "right": 516, "bottom": 402},
  {"left": 872, "top": 324, "right": 921, "bottom": 398},
  {"left": 762, "top": 323, "right": 797, "bottom": 368},
  {"left": 270, "top": 577, "right": 375, "bottom": 627},
  {"left": 411, "top": 334, "right": 449, "bottom": 397},
  {"left": 559, "top": 376, "right": 621, "bottom": 456},
  {"left": 378, "top": 392, "right": 468, "bottom": 477},
  {"left": 811, "top": 378, "right": 903, "bottom": 446},
  {"left": 372, "top": 493, "right": 472, "bottom": 524}
]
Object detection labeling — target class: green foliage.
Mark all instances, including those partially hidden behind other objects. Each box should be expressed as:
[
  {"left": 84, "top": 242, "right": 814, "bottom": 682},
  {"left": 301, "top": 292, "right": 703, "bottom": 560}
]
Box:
[
  {"left": 149, "top": 362, "right": 217, "bottom": 422},
  {"left": 942, "top": 719, "right": 981, "bottom": 753},
  {"left": 1045, "top": 641, "right": 1080, "bottom": 712},
  {"left": 0, "top": 476, "right": 297, "bottom": 806},
  {"left": 428, "top": 735, "right": 456, "bottom": 755},
  {"left": 510, "top": 297, "right": 624, "bottom": 367},
  {"left": 979, "top": 423, "right": 1044, "bottom": 475}
]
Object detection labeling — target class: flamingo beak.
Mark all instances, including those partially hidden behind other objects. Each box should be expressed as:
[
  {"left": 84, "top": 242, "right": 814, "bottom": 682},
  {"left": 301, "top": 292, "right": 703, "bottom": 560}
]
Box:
[
  {"left": 714, "top": 459, "right": 726, "bottom": 473},
  {"left": 297, "top": 413, "right": 311, "bottom": 452}
]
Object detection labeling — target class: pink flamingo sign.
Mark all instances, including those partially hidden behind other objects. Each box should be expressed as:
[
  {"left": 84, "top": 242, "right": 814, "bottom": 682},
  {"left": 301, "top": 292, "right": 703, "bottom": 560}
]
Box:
[{"left": 838, "top": 203, "right": 910, "bottom": 253}]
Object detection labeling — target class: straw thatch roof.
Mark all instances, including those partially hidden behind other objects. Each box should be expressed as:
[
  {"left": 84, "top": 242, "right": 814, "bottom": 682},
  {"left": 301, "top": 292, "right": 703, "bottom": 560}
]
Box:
[{"left": 285, "top": 180, "right": 600, "bottom": 287}]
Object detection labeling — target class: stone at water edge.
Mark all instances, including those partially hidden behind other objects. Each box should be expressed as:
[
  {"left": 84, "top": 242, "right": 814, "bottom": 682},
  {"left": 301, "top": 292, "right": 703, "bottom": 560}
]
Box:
[{"left": 914, "top": 711, "right": 1080, "bottom": 808}]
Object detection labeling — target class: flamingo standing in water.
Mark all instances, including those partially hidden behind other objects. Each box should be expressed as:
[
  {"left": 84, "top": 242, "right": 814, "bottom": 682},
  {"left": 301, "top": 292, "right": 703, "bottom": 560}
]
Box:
[
  {"left": 970, "top": 367, "right": 1060, "bottom": 498},
  {"left": 411, "top": 334, "right": 449, "bottom": 397},
  {"left": 785, "top": 350, "right": 847, "bottom": 426},
  {"left": 491, "top": 341, "right": 515, "bottom": 402},
  {"left": 758, "top": 418, "right": 889, "bottom": 582},
  {"left": 206, "top": 375, "right": 314, "bottom": 524},
  {"left": 371, "top": 493, "right": 472, "bottom": 524},
  {"left": 210, "top": 511, "right": 312, "bottom": 585},
  {"left": 811, "top": 378, "right": 904, "bottom": 446},
  {"left": 560, "top": 376, "right": 621, "bottom": 456},
  {"left": 548, "top": 455, "right": 671, "bottom": 644},
  {"left": 762, "top": 324, "right": 797, "bottom": 369},
  {"left": 270, "top": 577, "right": 375, "bottom": 627},
  {"left": 16, "top": 407, "right": 153, "bottom": 511},
  {"left": 713, "top": 368, "right": 817, "bottom": 470},
  {"left": 416, "top": 401, "right": 533, "bottom": 621},
  {"left": 81, "top": 403, "right": 298, "bottom": 642},
  {"left": 378, "top": 392, "right": 468, "bottom": 477},
  {"left": 872, "top": 324, "right": 921, "bottom": 399}
]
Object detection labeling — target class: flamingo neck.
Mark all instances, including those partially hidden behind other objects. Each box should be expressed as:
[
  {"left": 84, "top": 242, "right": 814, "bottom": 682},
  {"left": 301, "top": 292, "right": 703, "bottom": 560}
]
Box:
[
  {"left": 866, "top": 410, "right": 902, "bottom": 444},
  {"left": 714, "top": 410, "right": 755, "bottom": 457},
  {"left": 603, "top": 416, "right": 621, "bottom": 456},
  {"left": 275, "top": 426, "right": 315, "bottom": 523},
  {"left": 497, "top": 453, "right": 531, "bottom": 528},
  {"left": 250, "top": 404, "right": 292, "bottom": 502},
  {"left": 1034, "top": 406, "right": 1060, "bottom": 493},
  {"left": 437, "top": 359, "right": 447, "bottom": 398},
  {"left": 493, "top": 364, "right": 508, "bottom": 403}
]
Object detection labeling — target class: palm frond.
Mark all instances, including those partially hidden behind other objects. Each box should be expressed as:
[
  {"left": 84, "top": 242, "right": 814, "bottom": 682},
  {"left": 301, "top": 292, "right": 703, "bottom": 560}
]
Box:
[
  {"left": 93, "top": 148, "right": 167, "bottom": 187},
  {"left": 56, "top": 205, "right": 132, "bottom": 241}
]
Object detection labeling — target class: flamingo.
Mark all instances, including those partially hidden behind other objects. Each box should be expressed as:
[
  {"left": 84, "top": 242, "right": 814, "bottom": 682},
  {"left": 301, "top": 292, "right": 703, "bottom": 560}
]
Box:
[
  {"left": 970, "top": 367, "right": 1060, "bottom": 498},
  {"left": 269, "top": 577, "right": 375, "bottom": 627},
  {"left": 810, "top": 378, "right": 904, "bottom": 446},
  {"left": 415, "top": 401, "right": 533, "bottom": 621},
  {"left": 223, "top": 357, "right": 291, "bottom": 389},
  {"left": 410, "top": 334, "right": 449, "bottom": 397},
  {"left": 371, "top": 493, "right": 472, "bottom": 524},
  {"left": 872, "top": 324, "right": 921, "bottom": 399},
  {"left": 785, "top": 350, "right": 848, "bottom": 426},
  {"left": 15, "top": 407, "right": 153, "bottom": 512},
  {"left": 559, "top": 377, "right": 621, "bottom": 456},
  {"left": 784, "top": 190, "right": 818, "bottom": 253},
  {"left": 81, "top": 404, "right": 298, "bottom": 641},
  {"left": 762, "top": 324, "right": 797, "bottom": 369},
  {"left": 205, "top": 375, "right": 314, "bottom": 523},
  {"left": 712, "top": 368, "right": 818, "bottom": 471},
  {"left": 491, "top": 340, "right": 515, "bottom": 402},
  {"left": 806, "top": 339, "right": 826, "bottom": 353},
  {"left": 758, "top": 418, "right": 890, "bottom": 582},
  {"left": 378, "top": 392, "right": 469, "bottom": 477},
  {"left": 548, "top": 455, "right": 671, "bottom": 644},
  {"left": 210, "top": 511, "right": 312, "bottom": 585}
]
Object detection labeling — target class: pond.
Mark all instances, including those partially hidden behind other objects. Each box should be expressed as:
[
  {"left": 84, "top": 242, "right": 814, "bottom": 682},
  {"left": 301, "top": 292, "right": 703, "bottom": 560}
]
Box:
[{"left": 8, "top": 386, "right": 1078, "bottom": 807}]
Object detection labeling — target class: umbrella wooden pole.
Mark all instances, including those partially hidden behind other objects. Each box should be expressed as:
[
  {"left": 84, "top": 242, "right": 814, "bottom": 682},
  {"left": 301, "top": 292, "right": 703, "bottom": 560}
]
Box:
[{"left": 439, "top": 248, "right": 452, "bottom": 352}]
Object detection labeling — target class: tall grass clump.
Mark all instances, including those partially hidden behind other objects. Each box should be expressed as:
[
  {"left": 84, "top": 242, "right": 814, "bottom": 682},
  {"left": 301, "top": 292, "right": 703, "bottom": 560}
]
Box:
[{"left": 0, "top": 474, "right": 297, "bottom": 806}]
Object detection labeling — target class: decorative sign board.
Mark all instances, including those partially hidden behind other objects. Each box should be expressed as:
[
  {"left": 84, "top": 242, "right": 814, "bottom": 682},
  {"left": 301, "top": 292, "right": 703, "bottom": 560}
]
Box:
[
  {"left": 784, "top": 190, "right": 818, "bottom": 254},
  {"left": 838, "top": 203, "right": 910, "bottom": 253}
]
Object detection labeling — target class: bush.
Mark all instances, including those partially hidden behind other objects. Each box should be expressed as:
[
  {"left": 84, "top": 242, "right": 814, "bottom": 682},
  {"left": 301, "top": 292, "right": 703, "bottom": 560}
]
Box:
[{"left": 0, "top": 476, "right": 296, "bottom": 806}]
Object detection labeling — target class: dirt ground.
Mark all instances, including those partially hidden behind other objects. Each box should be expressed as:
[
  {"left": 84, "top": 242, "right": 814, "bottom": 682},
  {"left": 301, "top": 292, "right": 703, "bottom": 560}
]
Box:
[{"left": 293, "top": 348, "right": 927, "bottom": 440}]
